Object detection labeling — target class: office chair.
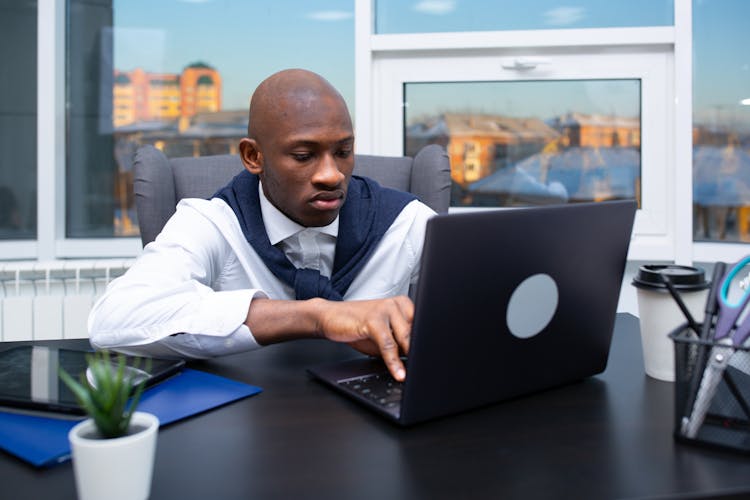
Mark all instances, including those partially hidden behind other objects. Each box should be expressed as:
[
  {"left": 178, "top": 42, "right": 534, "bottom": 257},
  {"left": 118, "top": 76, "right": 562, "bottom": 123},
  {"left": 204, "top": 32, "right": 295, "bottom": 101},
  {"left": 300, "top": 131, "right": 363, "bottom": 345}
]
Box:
[{"left": 133, "top": 144, "right": 451, "bottom": 246}]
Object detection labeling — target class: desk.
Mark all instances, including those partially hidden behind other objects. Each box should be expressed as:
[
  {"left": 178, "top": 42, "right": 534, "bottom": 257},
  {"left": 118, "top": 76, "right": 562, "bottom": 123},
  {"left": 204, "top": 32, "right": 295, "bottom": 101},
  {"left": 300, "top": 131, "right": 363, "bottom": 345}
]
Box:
[{"left": 2, "top": 314, "right": 749, "bottom": 500}]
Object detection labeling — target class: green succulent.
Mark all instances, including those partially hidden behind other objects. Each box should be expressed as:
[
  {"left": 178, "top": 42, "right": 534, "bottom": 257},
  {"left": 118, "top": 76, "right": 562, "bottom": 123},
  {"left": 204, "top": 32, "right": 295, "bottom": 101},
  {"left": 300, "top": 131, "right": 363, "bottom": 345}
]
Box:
[{"left": 59, "top": 350, "right": 150, "bottom": 439}]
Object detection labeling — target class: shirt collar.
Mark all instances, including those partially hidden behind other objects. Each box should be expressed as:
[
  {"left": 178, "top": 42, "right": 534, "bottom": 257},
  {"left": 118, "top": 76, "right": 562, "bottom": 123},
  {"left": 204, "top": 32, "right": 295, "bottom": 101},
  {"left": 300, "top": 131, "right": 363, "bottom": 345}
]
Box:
[{"left": 258, "top": 181, "right": 339, "bottom": 245}]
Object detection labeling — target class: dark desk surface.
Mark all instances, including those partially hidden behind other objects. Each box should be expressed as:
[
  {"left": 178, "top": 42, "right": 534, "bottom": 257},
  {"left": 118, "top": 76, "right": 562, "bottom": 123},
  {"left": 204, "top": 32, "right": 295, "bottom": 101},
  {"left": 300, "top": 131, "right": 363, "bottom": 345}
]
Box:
[{"left": 2, "top": 314, "right": 749, "bottom": 500}]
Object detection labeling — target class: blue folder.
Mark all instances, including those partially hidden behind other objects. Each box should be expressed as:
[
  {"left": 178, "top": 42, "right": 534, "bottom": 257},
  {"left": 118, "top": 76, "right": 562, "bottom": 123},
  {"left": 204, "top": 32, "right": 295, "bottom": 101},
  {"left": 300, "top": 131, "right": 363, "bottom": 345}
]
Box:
[{"left": 0, "top": 368, "right": 262, "bottom": 467}]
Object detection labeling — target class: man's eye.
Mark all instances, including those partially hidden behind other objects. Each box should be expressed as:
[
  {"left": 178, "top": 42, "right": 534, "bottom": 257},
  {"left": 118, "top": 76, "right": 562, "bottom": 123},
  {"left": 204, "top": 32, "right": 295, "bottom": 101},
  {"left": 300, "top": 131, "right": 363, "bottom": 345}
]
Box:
[
  {"left": 336, "top": 149, "right": 352, "bottom": 158},
  {"left": 291, "top": 153, "right": 312, "bottom": 162}
]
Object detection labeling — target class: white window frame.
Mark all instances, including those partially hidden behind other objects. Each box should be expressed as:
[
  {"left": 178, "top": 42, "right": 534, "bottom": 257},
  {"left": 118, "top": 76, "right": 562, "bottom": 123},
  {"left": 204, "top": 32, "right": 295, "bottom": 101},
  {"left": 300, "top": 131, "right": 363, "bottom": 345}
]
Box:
[
  {"left": 2, "top": 1, "right": 747, "bottom": 264},
  {"left": 0, "top": 0, "right": 142, "bottom": 262},
  {"left": 371, "top": 50, "right": 672, "bottom": 261},
  {"left": 355, "top": 0, "right": 749, "bottom": 265}
]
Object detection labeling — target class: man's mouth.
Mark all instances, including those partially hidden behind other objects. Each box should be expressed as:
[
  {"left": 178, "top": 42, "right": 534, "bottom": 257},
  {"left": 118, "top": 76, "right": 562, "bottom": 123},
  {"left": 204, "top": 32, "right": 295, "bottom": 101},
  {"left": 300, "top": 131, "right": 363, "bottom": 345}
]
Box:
[{"left": 310, "top": 191, "right": 344, "bottom": 211}]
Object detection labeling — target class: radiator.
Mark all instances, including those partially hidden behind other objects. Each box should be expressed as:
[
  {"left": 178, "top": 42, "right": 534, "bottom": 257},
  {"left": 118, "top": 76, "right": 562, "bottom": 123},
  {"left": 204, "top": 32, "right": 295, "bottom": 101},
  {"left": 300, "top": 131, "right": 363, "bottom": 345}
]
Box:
[{"left": 0, "top": 260, "right": 134, "bottom": 342}]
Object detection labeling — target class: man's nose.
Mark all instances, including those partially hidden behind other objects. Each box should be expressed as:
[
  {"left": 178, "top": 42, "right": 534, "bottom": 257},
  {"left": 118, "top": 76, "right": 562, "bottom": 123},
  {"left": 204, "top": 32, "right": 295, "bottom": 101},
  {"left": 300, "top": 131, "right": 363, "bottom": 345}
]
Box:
[{"left": 312, "top": 152, "right": 345, "bottom": 186}]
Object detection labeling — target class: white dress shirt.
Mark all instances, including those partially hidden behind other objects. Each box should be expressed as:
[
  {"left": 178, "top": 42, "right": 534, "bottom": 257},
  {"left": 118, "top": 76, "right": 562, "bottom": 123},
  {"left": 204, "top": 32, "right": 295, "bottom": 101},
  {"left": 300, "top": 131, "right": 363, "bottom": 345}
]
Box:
[{"left": 89, "top": 183, "right": 436, "bottom": 359}]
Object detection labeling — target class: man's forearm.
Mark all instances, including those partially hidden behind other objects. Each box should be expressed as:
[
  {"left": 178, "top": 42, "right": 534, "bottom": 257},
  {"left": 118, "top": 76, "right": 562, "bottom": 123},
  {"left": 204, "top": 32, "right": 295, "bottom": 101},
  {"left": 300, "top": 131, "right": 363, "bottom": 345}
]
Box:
[{"left": 246, "top": 297, "right": 327, "bottom": 345}]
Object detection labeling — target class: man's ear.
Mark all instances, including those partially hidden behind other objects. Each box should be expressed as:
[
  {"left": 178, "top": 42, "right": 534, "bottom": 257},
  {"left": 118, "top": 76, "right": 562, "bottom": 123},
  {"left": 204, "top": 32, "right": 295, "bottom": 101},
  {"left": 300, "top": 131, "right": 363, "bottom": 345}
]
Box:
[{"left": 239, "top": 138, "right": 263, "bottom": 174}]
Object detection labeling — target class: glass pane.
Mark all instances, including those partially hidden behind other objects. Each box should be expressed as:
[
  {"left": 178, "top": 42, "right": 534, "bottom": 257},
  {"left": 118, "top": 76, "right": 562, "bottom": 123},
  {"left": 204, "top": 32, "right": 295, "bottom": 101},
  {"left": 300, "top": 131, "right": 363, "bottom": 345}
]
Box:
[
  {"left": 376, "top": 0, "right": 672, "bottom": 34},
  {"left": 0, "top": 1, "right": 37, "bottom": 240},
  {"left": 67, "top": 0, "right": 354, "bottom": 238},
  {"left": 404, "top": 80, "right": 641, "bottom": 207},
  {"left": 693, "top": 0, "right": 750, "bottom": 243}
]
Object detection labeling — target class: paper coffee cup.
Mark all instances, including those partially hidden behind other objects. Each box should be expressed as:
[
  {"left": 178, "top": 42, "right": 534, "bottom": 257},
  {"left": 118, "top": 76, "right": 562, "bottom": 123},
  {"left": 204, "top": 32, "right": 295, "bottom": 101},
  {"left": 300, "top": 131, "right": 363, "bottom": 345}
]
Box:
[{"left": 632, "top": 265, "right": 709, "bottom": 381}]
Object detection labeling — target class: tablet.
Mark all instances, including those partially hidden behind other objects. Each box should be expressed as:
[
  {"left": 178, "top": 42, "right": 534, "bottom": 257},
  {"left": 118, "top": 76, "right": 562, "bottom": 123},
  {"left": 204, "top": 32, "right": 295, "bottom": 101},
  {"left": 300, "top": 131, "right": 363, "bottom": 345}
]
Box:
[{"left": 0, "top": 345, "right": 185, "bottom": 417}]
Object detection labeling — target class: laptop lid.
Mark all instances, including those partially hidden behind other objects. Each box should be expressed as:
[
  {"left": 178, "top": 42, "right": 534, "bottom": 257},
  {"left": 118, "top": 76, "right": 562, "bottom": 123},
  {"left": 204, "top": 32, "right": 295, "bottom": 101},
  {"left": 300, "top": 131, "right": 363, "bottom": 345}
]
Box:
[
  {"left": 399, "top": 200, "right": 635, "bottom": 424},
  {"left": 309, "top": 200, "right": 636, "bottom": 426}
]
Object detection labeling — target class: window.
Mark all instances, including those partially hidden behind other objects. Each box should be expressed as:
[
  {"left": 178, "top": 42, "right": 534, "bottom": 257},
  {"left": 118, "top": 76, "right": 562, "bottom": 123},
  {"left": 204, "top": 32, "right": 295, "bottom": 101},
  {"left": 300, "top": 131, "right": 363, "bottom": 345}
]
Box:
[
  {"left": 404, "top": 79, "right": 641, "bottom": 208},
  {"left": 64, "top": 0, "right": 354, "bottom": 248},
  {"left": 692, "top": 0, "right": 750, "bottom": 245},
  {"left": 0, "top": 1, "right": 37, "bottom": 242},
  {"left": 6, "top": 2, "right": 749, "bottom": 264},
  {"left": 370, "top": 50, "right": 669, "bottom": 259}
]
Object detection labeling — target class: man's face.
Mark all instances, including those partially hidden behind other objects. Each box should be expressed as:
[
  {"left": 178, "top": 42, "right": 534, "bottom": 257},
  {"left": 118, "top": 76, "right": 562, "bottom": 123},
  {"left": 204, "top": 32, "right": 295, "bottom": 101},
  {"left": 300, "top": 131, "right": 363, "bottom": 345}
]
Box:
[{"left": 242, "top": 92, "right": 355, "bottom": 227}]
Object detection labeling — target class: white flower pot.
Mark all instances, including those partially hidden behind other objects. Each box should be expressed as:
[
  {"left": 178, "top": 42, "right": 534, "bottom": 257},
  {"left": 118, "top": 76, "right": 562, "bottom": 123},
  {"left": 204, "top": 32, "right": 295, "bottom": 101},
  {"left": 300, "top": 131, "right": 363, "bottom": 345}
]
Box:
[{"left": 68, "top": 411, "right": 159, "bottom": 500}]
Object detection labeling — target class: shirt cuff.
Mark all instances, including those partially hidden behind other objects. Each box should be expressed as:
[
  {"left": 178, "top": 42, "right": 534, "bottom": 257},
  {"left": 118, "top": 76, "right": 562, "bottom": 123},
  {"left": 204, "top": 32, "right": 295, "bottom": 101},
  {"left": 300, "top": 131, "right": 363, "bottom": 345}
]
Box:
[
  {"left": 184, "top": 288, "right": 264, "bottom": 336},
  {"left": 162, "top": 290, "right": 267, "bottom": 357},
  {"left": 161, "top": 323, "right": 261, "bottom": 358}
]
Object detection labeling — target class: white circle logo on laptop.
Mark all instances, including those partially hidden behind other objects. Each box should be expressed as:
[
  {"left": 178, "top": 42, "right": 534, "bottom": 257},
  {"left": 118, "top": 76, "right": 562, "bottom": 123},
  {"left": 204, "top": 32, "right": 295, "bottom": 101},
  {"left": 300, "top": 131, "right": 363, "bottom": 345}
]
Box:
[{"left": 506, "top": 273, "right": 559, "bottom": 339}]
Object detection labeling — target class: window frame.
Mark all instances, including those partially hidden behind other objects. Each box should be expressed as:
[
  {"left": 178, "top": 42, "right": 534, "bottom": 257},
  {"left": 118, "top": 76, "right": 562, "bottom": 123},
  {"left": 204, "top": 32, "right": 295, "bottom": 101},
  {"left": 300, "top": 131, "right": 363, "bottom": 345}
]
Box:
[
  {"left": 354, "top": 0, "right": 745, "bottom": 264},
  {"left": 0, "top": 0, "right": 143, "bottom": 261},
  {"left": 2, "top": 1, "right": 747, "bottom": 263},
  {"left": 371, "top": 49, "right": 672, "bottom": 260}
]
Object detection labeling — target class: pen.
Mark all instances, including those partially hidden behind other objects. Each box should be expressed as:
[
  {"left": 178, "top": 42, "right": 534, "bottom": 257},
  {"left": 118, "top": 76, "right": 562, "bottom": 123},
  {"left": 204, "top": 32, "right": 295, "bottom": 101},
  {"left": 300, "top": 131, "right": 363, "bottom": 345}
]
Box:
[
  {"left": 700, "top": 262, "right": 726, "bottom": 343},
  {"left": 682, "top": 261, "right": 725, "bottom": 425}
]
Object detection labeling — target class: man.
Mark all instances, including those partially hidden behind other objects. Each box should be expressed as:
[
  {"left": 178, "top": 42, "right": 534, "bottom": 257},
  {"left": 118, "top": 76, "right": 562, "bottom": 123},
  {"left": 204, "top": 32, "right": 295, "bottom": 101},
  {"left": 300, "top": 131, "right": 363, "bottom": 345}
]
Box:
[{"left": 89, "top": 69, "right": 436, "bottom": 381}]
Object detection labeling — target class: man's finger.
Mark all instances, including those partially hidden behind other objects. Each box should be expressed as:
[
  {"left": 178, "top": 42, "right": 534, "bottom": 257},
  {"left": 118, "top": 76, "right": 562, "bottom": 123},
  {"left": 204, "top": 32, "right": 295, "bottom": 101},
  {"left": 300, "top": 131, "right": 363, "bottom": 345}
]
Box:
[
  {"left": 389, "top": 307, "right": 411, "bottom": 356},
  {"left": 391, "top": 296, "right": 414, "bottom": 355},
  {"left": 372, "top": 327, "right": 406, "bottom": 381},
  {"left": 385, "top": 354, "right": 406, "bottom": 382}
]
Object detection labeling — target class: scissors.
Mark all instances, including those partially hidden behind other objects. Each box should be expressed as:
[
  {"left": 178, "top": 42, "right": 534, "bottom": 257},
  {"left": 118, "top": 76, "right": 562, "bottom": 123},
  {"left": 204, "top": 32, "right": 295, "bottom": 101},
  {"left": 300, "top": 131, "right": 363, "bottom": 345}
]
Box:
[{"left": 681, "top": 255, "right": 750, "bottom": 438}]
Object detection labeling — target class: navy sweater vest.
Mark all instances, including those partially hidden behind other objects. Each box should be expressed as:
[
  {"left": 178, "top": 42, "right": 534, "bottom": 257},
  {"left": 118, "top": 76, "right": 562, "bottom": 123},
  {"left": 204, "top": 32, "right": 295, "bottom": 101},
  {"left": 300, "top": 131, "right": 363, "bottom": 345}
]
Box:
[{"left": 213, "top": 171, "right": 415, "bottom": 300}]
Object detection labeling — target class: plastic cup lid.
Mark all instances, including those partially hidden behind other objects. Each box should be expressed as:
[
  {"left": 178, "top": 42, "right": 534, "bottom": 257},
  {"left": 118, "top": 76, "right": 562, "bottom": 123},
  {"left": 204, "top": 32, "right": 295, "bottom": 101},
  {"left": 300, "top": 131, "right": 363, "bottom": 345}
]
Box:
[{"left": 632, "top": 264, "right": 709, "bottom": 291}]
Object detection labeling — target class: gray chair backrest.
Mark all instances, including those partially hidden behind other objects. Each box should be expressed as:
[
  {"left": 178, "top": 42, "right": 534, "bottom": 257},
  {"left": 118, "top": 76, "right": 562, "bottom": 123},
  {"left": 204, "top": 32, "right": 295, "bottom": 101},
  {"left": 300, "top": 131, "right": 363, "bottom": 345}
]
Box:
[{"left": 133, "top": 144, "right": 451, "bottom": 246}]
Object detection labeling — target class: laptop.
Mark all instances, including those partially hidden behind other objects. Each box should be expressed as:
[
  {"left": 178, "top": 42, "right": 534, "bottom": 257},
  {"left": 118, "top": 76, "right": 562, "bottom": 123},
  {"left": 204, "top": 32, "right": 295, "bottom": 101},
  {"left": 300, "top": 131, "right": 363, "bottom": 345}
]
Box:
[
  {"left": 0, "top": 346, "right": 185, "bottom": 418},
  {"left": 308, "top": 200, "right": 637, "bottom": 425}
]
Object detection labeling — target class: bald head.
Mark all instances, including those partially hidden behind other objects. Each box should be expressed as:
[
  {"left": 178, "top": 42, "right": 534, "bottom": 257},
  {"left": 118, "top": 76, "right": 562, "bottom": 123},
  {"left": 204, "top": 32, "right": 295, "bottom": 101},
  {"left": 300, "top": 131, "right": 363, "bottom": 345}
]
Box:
[{"left": 247, "top": 69, "right": 350, "bottom": 142}]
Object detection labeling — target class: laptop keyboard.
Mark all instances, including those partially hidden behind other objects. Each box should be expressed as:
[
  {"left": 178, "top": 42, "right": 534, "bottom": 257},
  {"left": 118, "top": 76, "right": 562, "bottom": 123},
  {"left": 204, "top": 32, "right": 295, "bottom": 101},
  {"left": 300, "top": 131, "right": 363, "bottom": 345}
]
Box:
[{"left": 339, "top": 373, "right": 403, "bottom": 410}]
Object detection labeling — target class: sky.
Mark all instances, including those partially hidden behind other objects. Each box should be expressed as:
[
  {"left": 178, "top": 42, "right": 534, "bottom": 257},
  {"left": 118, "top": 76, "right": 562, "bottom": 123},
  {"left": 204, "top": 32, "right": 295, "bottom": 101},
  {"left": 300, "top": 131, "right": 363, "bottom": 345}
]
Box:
[
  {"left": 114, "top": 0, "right": 355, "bottom": 111},
  {"left": 692, "top": 0, "right": 750, "bottom": 131},
  {"left": 405, "top": 80, "right": 640, "bottom": 125},
  {"left": 113, "top": 0, "right": 749, "bottom": 131},
  {"left": 375, "top": 0, "right": 672, "bottom": 33}
]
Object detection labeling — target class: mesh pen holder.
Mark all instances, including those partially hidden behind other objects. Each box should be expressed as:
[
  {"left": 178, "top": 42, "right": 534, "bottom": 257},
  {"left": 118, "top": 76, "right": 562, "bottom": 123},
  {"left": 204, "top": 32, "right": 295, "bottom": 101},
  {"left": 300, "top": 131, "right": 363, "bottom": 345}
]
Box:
[{"left": 670, "top": 323, "right": 750, "bottom": 454}]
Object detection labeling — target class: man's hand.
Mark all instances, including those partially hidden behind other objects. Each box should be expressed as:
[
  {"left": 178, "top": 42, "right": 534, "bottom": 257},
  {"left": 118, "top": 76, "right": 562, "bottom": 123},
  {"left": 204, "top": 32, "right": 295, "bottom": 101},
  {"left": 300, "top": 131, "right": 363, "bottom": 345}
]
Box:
[
  {"left": 312, "top": 296, "right": 413, "bottom": 381},
  {"left": 246, "top": 296, "right": 414, "bottom": 381}
]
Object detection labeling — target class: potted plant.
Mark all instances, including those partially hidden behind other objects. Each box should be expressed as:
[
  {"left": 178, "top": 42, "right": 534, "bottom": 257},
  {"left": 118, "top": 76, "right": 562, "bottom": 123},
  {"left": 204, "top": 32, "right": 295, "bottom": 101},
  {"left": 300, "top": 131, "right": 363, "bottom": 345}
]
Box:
[{"left": 59, "top": 350, "right": 159, "bottom": 500}]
